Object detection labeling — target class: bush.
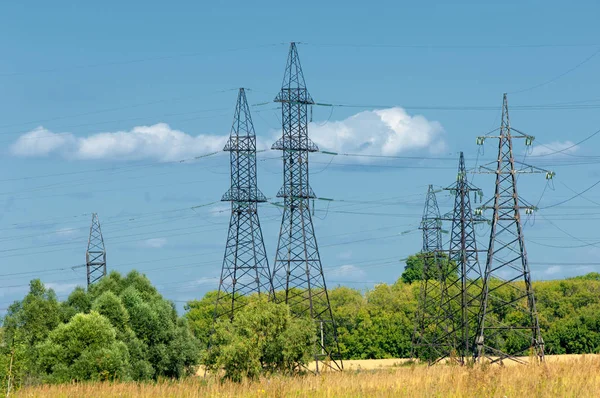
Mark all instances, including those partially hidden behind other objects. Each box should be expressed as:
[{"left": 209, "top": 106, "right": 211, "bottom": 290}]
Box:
[
  {"left": 204, "top": 297, "right": 314, "bottom": 381},
  {"left": 37, "top": 312, "right": 130, "bottom": 383}
]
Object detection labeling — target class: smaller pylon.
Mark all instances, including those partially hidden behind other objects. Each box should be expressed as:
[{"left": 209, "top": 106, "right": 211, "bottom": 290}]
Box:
[
  {"left": 213, "top": 88, "right": 272, "bottom": 322},
  {"left": 412, "top": 185, "right": 444, "bottom": 361},
  {"left": 430, "top": 152, "right": 485, "bottom": 364},
  {"left": 86, "top": 213, "right": 106, "bottom": 287}
]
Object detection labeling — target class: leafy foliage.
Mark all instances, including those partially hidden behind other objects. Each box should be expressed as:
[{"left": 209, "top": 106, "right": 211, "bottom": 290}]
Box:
[
  {"left": 401, "top": 252, "right": 455, "bottom": 284},
  {"left": 188, "top": 272, "right": 600, "bottom": 362},
  {"left": 0, "top": 271, "right": 200, "bottom": 387},
  {"left": 1, "top": 279, "right": 62, "bottom": 387},
  {"left": 5, "top": 264, "right": 600, "bottom": 390},
  {"left": 37, "top": 312, "right": 130, "bottom": 383},
  {"left": 203, "top": 297, "right": 314, "bottom": 381}
]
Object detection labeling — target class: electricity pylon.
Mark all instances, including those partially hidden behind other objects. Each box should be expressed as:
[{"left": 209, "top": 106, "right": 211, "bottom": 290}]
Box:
[
  {"left": 86, "top": 213, "right": 106, "bottom": 287},
  {"left": 412, "top": 185, "right": 444, "bottom": 361},
  {"left": 213, "top": 88, "right": 272, "bottom": 322},
  {"left": 474, "top": 93, "right": 550, "bottom": 364},
  {"left": 430, "top": 152, "right": 485, "bottom": 364},
  {"left": 271, "top": 42, "right": 342, "bottom": 372}
]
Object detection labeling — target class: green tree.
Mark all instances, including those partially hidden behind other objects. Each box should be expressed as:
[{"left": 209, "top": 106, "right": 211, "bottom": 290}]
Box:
[
  {"left": 204, "top": 297, "right": 314, "bottom": 382},
  {"left": 1, "top": 280, "right": 61, "bottom": 387},
  {"left": 59, "top": 271, "right": 200, "bottom": 380},
  {"left": 36, "top": 311, "right": 130, "bottom": 383},
  {"left": 92, "top": 291, "right": 130, "bottom": 337},
  {"left": 60, "top": 286, "right": 91, "bottom": 322},
  {"left": 401, "top": 252, "right": 455, "bottom": 284}
]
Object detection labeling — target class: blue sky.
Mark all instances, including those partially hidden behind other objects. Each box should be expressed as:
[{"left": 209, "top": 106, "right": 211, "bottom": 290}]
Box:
[{"left": 1, "top": 1, "right": 600, "bottom": 312}]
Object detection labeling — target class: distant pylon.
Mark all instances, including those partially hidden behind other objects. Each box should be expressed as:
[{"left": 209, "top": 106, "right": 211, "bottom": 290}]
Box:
[
  {"left": 270, "top": 42, "right": 343, "bottom": 372},
  {"left": 86, "top": 213, "right": 106, "bottom": 287},
  {"left": 430, "top": 152, "right": 485, "bottom": 364},
  {"left": 412, "top": 185, "right": 444, "bottom": 360},
  {"left": 474, "top": 93, "right": 549, "bottom": 364},
  {"left": 213, "top": 88, "right": 272, "bottom": 321}
]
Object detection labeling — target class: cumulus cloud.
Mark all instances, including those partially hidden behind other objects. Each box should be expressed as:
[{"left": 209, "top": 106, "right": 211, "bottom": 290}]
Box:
[
  {"left": 11, "top": 108, "right": 444, "bottom": 162},
  {"left": 328, "top": 264, "right": 367, "bottom": 280},
  {"left": 529, "top": 141, "right": 578, "bottom": 157},
  {"left": 11, "top": 123, "right": 228, "bottom": 162},
  {"left": 11, "top": 127, "right": 77, "bottom": 157},
  {"left": 309, "top": 107, "right": 445, "bottom": 158}
]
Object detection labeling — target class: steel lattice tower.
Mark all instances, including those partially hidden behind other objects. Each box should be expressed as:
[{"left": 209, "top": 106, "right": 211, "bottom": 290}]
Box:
[
  {"left": 474, "top": 93, "right": 547, "bottom": 364},
  {"left": 86, "top": 213, "right": 106, "bottom": 287},
  {"left": 429, "top": 152, "right": 485, "bottom": 364},
  {"left": 271, "top": 42, "right": 342, "bottom": 372},
  {"left": 412, "top": 185, "right": 444, "bottom": 360},
  {"left": 213, "top": 88, "right": 272, "bottom": 321}
]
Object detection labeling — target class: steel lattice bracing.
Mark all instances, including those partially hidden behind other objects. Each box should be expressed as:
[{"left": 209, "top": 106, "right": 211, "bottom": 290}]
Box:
[
  {"left": 474, "top": 94, "right": 545, "bottom": 364},
  {"left": 412, "top": 185, "right": 444, "bottom": 360},
  {"left": 429, "top": 152, "right": 485, "bottom": 364},
  {"left": 86, "top": 213, "right": 106, "bottom": 287},
  {"left": 271, "top": 43, "right": 342, "bottom": 372},
  {"left": 213, "top": 88, "right": 272, "bottom": 322}
]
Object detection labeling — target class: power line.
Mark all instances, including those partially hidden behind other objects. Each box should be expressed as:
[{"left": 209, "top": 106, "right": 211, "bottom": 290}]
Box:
[
  {"left": 306, "top": 100, "right": 600, "bottom": 112},
  {"left": 305, "top": 42, "right": 600, "bottom": 49},
  {"left": 541, "top": 179, "right": 600, "bottom": 209},
  {"left": 509, "top": 46, "right": 600, "bottom": 94},
  {"left": 528, "top": 127, "right": 600, "bottom": 158},
  {"left": 0, "top": 43, "right": 284, "bottom": 78}
]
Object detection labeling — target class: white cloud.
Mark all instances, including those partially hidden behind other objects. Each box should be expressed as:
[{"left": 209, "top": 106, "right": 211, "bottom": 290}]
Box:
[
  {"left": 11, "top": 123, "right": 228, "bottom": 162},
  {"left": 11, "top": 127, "right": 77, "bottom": 157},
  {"left": 328, "top": 264, "right": 367, "bottom": 280},
  {"left": 309, "top": 107, "right": 445, "bottom": 158},
  {"left": 529, "top": 141, "right": 578, "bottom": 157},
  {"left": 12, "top": 108, "right": 444, "bottom": 162},
  {"left": 140, "top": 238, "right": 167, "bottom": 249}
]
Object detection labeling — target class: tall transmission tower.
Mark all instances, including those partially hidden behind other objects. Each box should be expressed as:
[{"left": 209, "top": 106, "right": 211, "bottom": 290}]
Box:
[
  {"left": 270, "top": 42, "right": 343, "bottom": 372},
  {"left": 412, "top": 185, "right": 444, "bottom": 360},
  {"left": 213, "top": 88, "right": 272, "bottom": 322},
  {"left": 429, "top": 152, "right": 485, "bottom": 364},
  {"left": 474, "top": 93, "right": 550, "bottom": 364},
  {"left": 86, "top": 213, "right": 106, "bottom": 287}
]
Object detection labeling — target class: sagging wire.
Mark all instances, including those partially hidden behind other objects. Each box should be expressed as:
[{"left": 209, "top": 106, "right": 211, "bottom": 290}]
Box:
[
  {"left": 254, "top": 106, "right": 280, "bottom": 130},
  {"left": 560, "top": 181, "right": 600, "bottom": 207},
  {"left": 470, "top": 145, "right": 484, "bottom": 185},
  {"left": 524, "top": 179, "right": 554, "bottom": 228},
  {"left": 313, "top": 199, "right": 332, "bottom": 220},
  {"left": 311, "top": 154, "right": 336, "bottom": 175},
  {"left": 541, "top": 178, "right": 600, "bottom": 209},
  {"left": 311, "top": 105, "right": 335, "bottom": 127}
]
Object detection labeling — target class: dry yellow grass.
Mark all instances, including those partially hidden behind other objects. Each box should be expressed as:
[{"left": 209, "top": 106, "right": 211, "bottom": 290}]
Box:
[{"left": 15, "top": 354, "right": 600, "bottom": 397}]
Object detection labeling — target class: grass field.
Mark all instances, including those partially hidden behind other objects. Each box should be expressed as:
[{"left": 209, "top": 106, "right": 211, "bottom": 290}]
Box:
[{"left": 15, "top": 354, "right": 600, "bottom": 397}]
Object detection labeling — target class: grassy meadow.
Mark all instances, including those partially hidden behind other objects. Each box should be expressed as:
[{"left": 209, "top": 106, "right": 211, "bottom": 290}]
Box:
[{"left": 14, "top": 354, "right": 600, "bottom": 397}]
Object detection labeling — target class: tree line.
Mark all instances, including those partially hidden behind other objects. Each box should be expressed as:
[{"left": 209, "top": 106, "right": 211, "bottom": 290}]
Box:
[{"left": 2, "top": 257, "right": 600, "bottom": 387}]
